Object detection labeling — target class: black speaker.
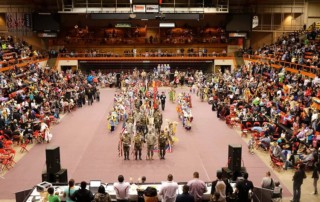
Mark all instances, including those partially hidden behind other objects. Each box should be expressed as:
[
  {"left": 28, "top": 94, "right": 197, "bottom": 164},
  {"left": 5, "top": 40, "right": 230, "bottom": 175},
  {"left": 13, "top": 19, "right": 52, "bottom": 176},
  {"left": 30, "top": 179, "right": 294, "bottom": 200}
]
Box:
[
  {"left": 228, "top": 144, "right": 242, "bottom": 172},
  {"left": 55, "top": 169, "right": 68, "bottom": 183},
  {"left": 42, "top": 172, "right": 55, "bottom": 182},
  {"left": 41, "top": 172, "right": 48, "bottom": 182},
  {"left": 46, "top": 146, "right": 61, "bottom": 174}
]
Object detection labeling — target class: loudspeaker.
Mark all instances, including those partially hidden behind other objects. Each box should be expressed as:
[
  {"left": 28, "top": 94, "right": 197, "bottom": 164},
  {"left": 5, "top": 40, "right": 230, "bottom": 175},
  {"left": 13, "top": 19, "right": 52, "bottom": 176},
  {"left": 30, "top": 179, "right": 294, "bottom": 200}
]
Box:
[
  {"left": 55, "top": 169, "right": 68, "bottom": 183},
  {"left": 46, "top": 146, "right": 61, "bottom": 174},
  {"left": 228, "top": 144, "right": 242, "bottom": 172},
  {"left": 42, "top": 172, "right": 55, "bottom": 182},
  {"left": 41, "top": 172, "right": 48, "bottom": 182}
]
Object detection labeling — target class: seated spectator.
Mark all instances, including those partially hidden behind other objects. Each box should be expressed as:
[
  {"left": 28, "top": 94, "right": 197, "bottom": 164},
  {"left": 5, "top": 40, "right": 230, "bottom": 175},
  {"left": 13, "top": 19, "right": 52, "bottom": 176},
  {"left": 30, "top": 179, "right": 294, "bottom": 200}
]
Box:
[
  {"left": 259, "top": 136, "right": 271, "bottom": 151},
  {"left": 176, "top": 185, "right": 194, "bottom": 202},
  {"left": 92, "top": 185, "right": 112, "bottom": 202}
]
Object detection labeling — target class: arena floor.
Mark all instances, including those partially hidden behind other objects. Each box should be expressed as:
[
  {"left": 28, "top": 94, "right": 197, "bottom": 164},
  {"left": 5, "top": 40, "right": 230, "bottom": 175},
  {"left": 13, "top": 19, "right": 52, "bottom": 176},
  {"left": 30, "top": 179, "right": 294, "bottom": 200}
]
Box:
[{"left": 1, "top": 87, "right": 318, "bottom": 201}]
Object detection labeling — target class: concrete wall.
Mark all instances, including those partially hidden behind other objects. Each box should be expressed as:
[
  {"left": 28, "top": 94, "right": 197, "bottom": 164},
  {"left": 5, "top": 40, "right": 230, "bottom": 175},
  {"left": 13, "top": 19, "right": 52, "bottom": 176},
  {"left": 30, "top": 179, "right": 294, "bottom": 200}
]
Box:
[
  {"left": 307, "top": 1, "right": 320, "bottom": 27},
  {"left": 214, "top": 59, "right": 236, "bottom": 72},
  {"left": 56, "top": 59, "right": 78, "bottom": 71},
  {"left": 249, "top": 32, "right": 273, "bottom": 49}
]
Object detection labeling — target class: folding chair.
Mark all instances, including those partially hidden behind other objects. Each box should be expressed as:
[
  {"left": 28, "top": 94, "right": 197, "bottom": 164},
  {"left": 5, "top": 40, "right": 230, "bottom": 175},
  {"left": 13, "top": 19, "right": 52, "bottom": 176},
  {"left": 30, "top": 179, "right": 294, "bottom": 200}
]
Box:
[{"left": 20, "top": 139, "right": 30, "bottom": 153}]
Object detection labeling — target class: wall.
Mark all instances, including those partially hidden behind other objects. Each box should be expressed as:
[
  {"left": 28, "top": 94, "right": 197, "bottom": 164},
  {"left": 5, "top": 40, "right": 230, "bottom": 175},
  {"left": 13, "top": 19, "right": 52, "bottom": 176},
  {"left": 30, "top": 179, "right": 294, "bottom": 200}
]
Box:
[
  {"left": 249, "top": 32, "right": 273, "bottom": 49},
  {"left": 21, "top": 34, "right": 47, "bottom": 50},
  {"left": 0, "top": 14, "right": 6, "bottom": 32},
  {"left": 56, "top": 59, "right": 78, "bottom": 71},
  {"left": 307, "top": 1, "right": 320, "bottom": 27},
  {"left": 214, "top": 58, "right": 236, "bottom": 72},
  {"left": 39, "top": 59, "right": 48, "bottom": 68}
]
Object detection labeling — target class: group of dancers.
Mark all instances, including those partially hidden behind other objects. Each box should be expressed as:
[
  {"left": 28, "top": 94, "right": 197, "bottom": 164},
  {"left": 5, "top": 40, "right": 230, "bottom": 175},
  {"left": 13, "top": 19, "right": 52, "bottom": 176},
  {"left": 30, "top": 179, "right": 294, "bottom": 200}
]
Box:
[{"left": 106, "top": 71, "right": 178, "bottom": 160}]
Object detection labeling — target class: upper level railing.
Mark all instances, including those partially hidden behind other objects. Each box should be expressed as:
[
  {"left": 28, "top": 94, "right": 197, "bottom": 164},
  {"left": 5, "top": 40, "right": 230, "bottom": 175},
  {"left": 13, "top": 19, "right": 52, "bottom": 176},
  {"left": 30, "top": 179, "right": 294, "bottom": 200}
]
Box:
[
  {"left": 57, "top": 52, "right": 230, "bottom": 58},
  {"left": 60, "top": 0, "right": 229, "bottom": 13},
  {"left": 243, "top": 54, "right": 318, "bottom": 78},
  {"left": 0, "top": 56, "right": 47, "bottom": 72}
]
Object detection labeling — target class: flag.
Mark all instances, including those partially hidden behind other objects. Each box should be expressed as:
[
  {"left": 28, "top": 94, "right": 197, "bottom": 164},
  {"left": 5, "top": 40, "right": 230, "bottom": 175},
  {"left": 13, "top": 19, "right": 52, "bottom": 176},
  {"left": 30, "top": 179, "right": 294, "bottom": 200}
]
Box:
[{"left": 118, "top": 140, "right": 123, "bottom": 157}]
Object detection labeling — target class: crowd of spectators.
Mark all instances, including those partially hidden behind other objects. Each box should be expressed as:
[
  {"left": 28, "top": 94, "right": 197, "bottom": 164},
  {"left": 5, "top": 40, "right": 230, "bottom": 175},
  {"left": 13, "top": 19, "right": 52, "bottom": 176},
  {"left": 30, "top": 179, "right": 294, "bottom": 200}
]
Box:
[
  {"left": 0, "top": 62, "right": 105, "bottom": 154},
  {"left": 0, "top": 35, "right": 44, "bottom": 68},
  {"left": 247, "top": 27, "right": 320, "bottom": 68},
  {"left": 47, "top": 170, "right": 260, "bottom": 202},
  {"left": 197, "top": 58, "right": 320, "bottom": 173}
]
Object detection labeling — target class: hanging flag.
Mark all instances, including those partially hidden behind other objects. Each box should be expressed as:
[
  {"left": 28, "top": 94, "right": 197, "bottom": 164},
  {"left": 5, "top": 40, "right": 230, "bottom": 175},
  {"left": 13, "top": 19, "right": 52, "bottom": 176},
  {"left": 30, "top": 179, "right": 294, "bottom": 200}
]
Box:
[{"left": 252, "top": 16, "right": 259, "bottom": 29}]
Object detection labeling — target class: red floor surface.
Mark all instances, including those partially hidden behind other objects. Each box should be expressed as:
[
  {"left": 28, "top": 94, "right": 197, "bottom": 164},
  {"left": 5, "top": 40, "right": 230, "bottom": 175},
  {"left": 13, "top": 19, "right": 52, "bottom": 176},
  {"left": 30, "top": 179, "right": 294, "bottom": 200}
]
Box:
[{"left": 0, "top": 87, "right": 290, "bottom": 199}]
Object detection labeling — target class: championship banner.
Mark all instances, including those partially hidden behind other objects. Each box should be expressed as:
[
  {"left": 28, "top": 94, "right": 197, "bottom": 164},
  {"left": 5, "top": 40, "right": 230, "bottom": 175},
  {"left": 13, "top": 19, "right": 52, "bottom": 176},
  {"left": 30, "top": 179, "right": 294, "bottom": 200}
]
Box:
[{"left": 6, "top": 13, "right": 30, "bottom": 32}]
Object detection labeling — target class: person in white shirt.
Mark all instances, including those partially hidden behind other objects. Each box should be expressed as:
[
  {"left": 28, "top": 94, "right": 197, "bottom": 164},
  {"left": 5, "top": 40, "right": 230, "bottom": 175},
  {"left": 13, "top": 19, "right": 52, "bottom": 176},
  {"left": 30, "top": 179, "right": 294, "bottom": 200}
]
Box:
[
  {"left": 113, "top": 175, "right": 130, "bottom": 202},
  {"left": 159, "top": 174, "right": 179, "bottom": 202}
]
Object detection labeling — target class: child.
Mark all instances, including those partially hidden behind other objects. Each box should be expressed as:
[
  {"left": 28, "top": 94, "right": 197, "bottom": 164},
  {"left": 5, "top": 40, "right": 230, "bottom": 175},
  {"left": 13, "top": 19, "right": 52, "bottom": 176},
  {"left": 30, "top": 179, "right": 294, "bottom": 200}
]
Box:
[{"left": 248, "top": 137, "right": 255, "bottom": 154}]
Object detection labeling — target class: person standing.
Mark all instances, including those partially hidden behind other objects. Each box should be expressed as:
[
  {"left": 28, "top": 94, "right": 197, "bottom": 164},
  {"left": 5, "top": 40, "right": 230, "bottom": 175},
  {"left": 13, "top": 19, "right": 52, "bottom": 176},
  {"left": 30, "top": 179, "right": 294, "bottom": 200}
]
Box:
[
  {"left": 158, "top": 130, "right": 168, "bottom": 160},
  {"left": 187, "top": 172, "right": 207, "bottom": 202},
  {"left": 121, "top": 132, "right": 131, "bottom": 160},
  {"left": 211, "top": 171, "right": 227, "bottom": 202},
  {"left": 63, "top": 179, "right": 76, "bottom": 202},
  {"left": 234, "top": 172, "right": 254, "bottom": 202},
  {"left": 146, "top": 131, "right": 157, "bottom": 160},
  {"left": 113, "top": 175, "right": 130, "bottom": 202},
  {"left": 133, "top": 132, "right": 143, "bottom": 160},
  {"left": 291, "top": 164, "right": 307, "bottom": 202},
  {"left": 261, "top": 171, "right": 274, "bottom": 190},
  {"left": 71, "top": 181, "right": 94, "bottom": 202},
  {"left": 154, "top": 110, "right": 163, "bottom": 133},
  {"left": 176, "top": 185, "right": 195, "bottom": 202},
  {"left": 159, "top": 174, "right": 179, "bottom": 202},
  {"left": 312, "top": 162, "right": 319, "bottom": 195},
  {"left": 159, "top": 92, "right": 166, "bottom": 111}
]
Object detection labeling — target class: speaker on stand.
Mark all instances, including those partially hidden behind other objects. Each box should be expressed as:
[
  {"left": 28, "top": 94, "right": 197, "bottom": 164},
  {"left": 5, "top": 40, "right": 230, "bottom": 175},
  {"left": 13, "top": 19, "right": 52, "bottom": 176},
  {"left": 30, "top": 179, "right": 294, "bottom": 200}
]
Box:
[
  {"left": 46, "top": 146, "right": 61, "bottom": 174},
  {"left": 228, "top": 144, "right": 242, "bottom": 172},
  {"left": 55, "top": 169, "right": 68, "bottom": 183},
  {"left": 42, "top": 146, "right": 68, "bottom": 183}
]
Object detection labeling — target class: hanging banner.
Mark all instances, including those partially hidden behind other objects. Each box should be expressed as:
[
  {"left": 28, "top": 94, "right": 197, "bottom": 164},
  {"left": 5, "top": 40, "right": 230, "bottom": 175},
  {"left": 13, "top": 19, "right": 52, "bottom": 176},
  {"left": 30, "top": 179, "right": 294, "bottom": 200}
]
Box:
[
  {"left": 6, "top": 13, "right": 30, "bottom": 32},
  {"left": 133, "top": 5, "right": 146, "bottom": 13},
  {"left": 252, "top": 15, "right": 259, "bottom": 29},
  {"left": 146, "top": 5, "right": 159, "bottom": 13}
]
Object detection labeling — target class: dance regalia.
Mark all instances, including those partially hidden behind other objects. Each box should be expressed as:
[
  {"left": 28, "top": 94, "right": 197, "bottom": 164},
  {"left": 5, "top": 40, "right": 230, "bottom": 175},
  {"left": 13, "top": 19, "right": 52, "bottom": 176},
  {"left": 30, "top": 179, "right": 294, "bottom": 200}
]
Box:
[{"left": 169, "top": 89, "right": 176, "bottom": 103}]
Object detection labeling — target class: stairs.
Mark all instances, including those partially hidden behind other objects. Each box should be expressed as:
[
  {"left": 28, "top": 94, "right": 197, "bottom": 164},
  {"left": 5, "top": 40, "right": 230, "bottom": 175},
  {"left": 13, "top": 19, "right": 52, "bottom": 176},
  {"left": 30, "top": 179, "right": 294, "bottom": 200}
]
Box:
[
  {"left": 46, "top": 57, "right": 57, "bottom": 69},
  {"left": 234, "top": 52, "right": 245, "bottom": 68}
]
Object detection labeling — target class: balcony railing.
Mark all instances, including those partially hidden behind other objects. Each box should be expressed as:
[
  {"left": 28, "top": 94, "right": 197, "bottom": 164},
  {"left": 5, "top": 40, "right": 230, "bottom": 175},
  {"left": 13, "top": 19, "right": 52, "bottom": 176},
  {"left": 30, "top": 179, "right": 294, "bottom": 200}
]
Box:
[{"left": 243, "top": 54, "right": 318, "bottom": 78}]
